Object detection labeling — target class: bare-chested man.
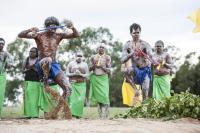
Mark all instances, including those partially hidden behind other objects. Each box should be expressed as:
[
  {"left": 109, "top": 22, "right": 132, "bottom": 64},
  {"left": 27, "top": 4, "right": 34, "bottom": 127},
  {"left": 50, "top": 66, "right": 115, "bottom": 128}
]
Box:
[
  {"left": 89, "top": 41, "right": 111, "bottom": 119},
  {"left": 121, "top": 23, "right": 154, "bottom": 100},
  {"left": 66, "top": 51, "right": 89, "bottom": 118},
  {"left": 153, "top": 40, "right": 172, "bottom": 100},
  {"left": 18, "top": 16, "right": 80, "bottom": 119}
]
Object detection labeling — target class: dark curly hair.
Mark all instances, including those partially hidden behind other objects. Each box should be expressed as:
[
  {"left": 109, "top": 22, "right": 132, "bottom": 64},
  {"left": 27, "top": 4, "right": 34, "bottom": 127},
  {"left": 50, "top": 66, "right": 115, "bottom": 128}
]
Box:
[
  {"left": 0, "top": 38, "right": 5, "bottom": 44},
  {"left": 129, "top": 23, "right": 141, "bottom": 33},
  {"left": 44, "top": 16, "right": 60, "bottom": 28},
  {"left": 155, "top": 40, "right": 164, "bottom": 47},
  {"left": 30, "top": 47, "right": 38, "bottom": 57}
]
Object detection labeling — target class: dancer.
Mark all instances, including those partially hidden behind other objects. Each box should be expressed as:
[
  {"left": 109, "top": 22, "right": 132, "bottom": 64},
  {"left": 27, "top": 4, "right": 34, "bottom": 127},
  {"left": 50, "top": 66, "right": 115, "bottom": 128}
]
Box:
[
  {"left": 89, "top": 41, "right": 111, "bottom": 118},
  {"left": 18, "top": 16, "right": 80, "bottom": 119},
  {"left": 121, "top": 23, "right": 155, "bottom": 100},
  {"left": 66, "top": 51, "right": 89, "bottom": 118},
  {"left": 153, "top": 40, "right": 172, "bottom": 100}
]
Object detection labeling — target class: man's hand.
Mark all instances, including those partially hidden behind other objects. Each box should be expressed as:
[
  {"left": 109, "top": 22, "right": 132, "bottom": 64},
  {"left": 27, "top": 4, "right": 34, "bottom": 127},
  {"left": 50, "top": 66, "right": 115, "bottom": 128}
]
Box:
[
  {"left": 155, "top": 68, "right": 170, "bottom": 76},
  {"left": 63, "top": 19, "right": 74, "bottom": 29},
  {"left": 30, "top": 27, "right": 39, "bottom": 32},
  {"left": 135, "top": 90, "right": 140, "bottom": 97},
  {"left": 75, "top": 70, "right": 81, "bottom": 75},
  {"left": 153, "top": 61, "right": 160, "bottom": 67},
  {"left": 95, "top": 65, "right": 102, "bottom": 69},
  {"left": 29, "top": 27, "right": 39, "bottom": 38},
  {"left": 96, "top": 65, "right": 109, "bottom": 73},
  {"left": 89, "top": 65, "right": 96, "bottom": 71}
]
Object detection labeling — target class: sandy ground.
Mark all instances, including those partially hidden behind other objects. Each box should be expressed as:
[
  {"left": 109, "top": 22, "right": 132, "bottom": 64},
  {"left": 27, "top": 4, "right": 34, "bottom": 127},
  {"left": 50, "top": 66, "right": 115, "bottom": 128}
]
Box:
[{"left": 0, "top": 118, "right": 200, "bottom": 133}]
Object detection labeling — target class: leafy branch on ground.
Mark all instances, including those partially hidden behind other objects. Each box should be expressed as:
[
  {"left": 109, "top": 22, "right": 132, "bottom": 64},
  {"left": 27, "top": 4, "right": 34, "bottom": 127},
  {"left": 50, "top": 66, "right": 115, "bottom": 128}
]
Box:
[{"left": 115, "top": 91, "right": 200, "bottom": 120}]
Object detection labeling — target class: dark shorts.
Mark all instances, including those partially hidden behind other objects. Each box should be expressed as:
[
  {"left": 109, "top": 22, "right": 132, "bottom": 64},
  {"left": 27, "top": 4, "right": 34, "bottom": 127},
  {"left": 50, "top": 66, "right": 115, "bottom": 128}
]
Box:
[
  {"left": 133, "top": 66, "right": 152, "bottom": 85},
  {"left": 35, "top": 60, "right": 61, "bottom": 80}
]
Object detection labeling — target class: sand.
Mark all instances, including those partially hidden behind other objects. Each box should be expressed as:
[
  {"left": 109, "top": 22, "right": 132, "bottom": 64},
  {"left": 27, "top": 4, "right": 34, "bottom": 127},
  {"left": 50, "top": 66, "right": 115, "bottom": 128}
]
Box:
[{"left": 0, "top": 118, "right": 199, "bottom": 133}]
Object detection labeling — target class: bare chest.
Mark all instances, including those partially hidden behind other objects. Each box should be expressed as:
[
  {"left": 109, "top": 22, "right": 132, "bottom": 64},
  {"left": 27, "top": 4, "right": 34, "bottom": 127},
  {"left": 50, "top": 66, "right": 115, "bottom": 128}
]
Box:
[
  {"left": 93, "top": 55, "right": 107, "bottom": 66},
  {"left": 154, "top": 53, "right": 167, "bottom": 62},
  {"left": 0, "top": 52, "right": 6, "bottom": 62},
  {"left": 70, "top": 63, "right": 86, "bottom": 74},
  {"left": 36, "top": 34, "right": 61, "bottom": 50}
]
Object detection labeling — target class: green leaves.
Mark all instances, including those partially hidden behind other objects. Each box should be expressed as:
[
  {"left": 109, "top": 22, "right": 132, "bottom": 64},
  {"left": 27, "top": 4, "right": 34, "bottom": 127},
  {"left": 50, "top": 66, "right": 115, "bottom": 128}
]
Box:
[
  {"left": 5, "top": 38, "right": 32, "bottom": 102},
  {"left": 172, "top": 52, "right": 200, "bottom": 95},
  {"left": 115, "top": 92, "right": 200, "bottom": 120}
]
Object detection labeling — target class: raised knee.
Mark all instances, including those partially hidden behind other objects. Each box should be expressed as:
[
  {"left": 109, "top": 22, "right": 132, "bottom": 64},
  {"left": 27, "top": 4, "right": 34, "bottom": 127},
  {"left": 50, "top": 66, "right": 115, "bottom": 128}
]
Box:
[{"left": 40, "top": 57, "right": 52, "bottom": 66}]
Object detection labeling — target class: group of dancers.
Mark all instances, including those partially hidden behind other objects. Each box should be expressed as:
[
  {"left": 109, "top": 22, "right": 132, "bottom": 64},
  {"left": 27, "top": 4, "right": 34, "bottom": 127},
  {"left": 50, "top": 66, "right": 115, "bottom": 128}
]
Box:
[{"left": 0, "top": 16, "right": 172, "bottom": 119}]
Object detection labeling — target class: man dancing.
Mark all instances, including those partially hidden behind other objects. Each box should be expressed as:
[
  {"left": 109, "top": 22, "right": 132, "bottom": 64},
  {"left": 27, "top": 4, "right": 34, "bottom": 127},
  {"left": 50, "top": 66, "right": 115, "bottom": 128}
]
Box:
[
  {"left": 121, "top": 23, "right": 154, "bottom": 100},
  {"left": 18, "top": 16, "right": 80, "bottom": 119}
]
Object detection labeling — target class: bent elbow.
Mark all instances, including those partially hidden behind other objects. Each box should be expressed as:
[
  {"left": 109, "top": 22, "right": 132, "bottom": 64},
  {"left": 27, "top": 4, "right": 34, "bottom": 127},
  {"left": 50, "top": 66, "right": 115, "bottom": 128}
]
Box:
[
  {"left": 18, "top": 33, "right": 23, "bottom": 38},
  {"left": 75, "top": 32, "right": 80, "bottom": 37},
  {"left": 121, "top": 58, "right": 126, "bottom": 64}
]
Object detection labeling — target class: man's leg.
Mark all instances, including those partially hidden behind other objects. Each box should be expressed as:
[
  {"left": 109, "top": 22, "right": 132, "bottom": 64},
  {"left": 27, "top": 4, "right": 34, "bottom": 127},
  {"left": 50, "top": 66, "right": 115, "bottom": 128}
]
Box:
[
  {"left": 54, "top": 71, "right": 71, "bottom": 99},
  {"left": 38, "top": 57, "right": 53, "bottom": 119},
  {"left": 102, "top": 104, "right": 109, "bottom": 119},
  {"left": 148, "top": 66, "right": 154, "bottom": 98},
  {"left": 54, "top": 71, "right": 73, "bottom": 119},
  {"left": 39, "top": 58, "right": 72, "bottom": 119},
  {"left": 141, "top": 75, "right": 150, "bottom": 100},
  {"left": 40, "top": 57, "right": 52, "bottom": 88},
  {"left": 98, "top": 103, "right": 109, "bottom": 119},
  {"left": 97, "top": 103, "right": 103, "bottom": 118}
]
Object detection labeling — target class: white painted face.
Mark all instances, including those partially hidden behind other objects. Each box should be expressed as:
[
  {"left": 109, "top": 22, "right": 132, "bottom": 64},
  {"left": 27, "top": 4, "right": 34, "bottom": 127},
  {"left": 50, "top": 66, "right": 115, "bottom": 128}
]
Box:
[
  {"left": 97, "top": 42, "right": 106, "bottom": 54},
  {"left": 98, "top": 46, "right": 105, "bottom": 55},
  {"left": 131, "top": 28, "right": 141, "bottom": 41},
  {"left": 76, "top": 52, "right": 83, "bottom": 63}
]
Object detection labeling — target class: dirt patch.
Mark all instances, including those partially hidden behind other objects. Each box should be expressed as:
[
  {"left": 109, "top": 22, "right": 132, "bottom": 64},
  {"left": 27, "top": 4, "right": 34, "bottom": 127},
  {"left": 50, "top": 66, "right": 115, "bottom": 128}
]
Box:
[{"left": 0, "top": 118, "right": 199, "bottom": 133}]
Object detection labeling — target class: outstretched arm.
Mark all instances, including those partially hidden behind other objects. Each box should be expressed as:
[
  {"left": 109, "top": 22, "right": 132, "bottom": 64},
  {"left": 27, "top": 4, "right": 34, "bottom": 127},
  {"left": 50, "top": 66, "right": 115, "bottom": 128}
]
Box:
[{"left": 18, "top": 27, "right": 39, "bottom": 39}]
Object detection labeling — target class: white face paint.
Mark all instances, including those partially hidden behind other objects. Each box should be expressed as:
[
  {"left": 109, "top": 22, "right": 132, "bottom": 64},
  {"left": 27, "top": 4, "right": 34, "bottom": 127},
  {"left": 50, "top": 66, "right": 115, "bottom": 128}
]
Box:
[
  {"left": 76, "top": 52, "right": 84, "bottom": 63},
  {"left": 0, "top": 40, "right": 5, "bottom": 44},
  {"left": 97, "top": 42, "right": 106, "bottom": 54},
  {"left": 76, "top": 56, "right": 82, "bottom": 62}
]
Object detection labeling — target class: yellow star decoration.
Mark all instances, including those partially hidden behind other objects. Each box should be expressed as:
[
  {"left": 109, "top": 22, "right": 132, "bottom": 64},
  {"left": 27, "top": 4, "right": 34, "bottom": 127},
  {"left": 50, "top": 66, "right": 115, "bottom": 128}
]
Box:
[{"left": 188, "top": 8, "right": 200, "bottom": 33}]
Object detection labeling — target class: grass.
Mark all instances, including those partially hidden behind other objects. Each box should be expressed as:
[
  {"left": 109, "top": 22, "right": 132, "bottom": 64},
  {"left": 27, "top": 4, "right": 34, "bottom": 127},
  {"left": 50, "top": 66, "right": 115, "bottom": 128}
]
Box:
[
  {"left": 83, "top": 107, "right": 129, "bottom": 119},
  {"left": 1, "top": 105, "right": 129, "bottom": 119},
  {"left": 1, "top": 105, "right": 24, "bottom": 119}
]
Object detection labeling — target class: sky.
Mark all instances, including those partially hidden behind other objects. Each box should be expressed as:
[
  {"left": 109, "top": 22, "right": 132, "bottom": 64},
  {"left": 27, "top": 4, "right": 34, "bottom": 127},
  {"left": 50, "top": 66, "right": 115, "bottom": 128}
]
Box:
[{"left": 0, "top": 0, "right": 200, "bottom": 57}]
